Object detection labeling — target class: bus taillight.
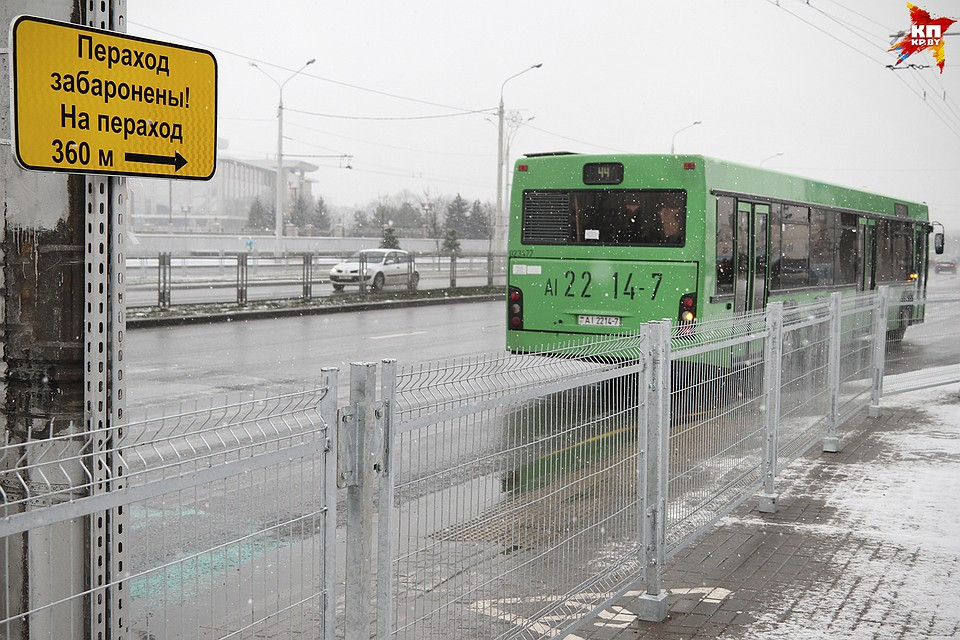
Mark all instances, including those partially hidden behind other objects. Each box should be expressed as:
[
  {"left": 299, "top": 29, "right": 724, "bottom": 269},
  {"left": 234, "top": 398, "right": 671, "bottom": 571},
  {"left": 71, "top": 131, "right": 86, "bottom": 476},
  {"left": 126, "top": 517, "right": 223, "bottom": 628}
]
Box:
[
  {"left": 508, "top": 286, "right": 524, "bottom": 329},
  {"left": 678, "top": 293, "right": 697, "bottom": 329}
]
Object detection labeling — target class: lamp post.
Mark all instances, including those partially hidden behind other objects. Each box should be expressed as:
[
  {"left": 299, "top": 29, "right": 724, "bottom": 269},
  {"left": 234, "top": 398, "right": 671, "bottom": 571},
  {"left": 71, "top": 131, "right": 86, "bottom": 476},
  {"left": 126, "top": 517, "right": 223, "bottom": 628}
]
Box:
[
  {"left": 759, "top": 152, "right": 784, "bottom": 167},
  {"left": 670, "top": 120, "right": 702, "bottom": 154},
  {"left": 504, "top": 114, "right": 535, "bottom": 203},
  {"left": 495, "top": 63, "right": 541, "bottom": 273},
  {"left": 250, "top": 58, "right": 316, "bottom": 246}
]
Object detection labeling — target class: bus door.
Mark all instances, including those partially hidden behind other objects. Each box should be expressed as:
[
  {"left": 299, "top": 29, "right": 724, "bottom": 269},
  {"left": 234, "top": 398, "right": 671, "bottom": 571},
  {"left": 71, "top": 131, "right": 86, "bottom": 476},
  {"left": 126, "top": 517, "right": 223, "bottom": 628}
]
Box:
[
  {"left": 914, "top": 224, "right": 927, "bottom": 321},
  {"left": 734, "top": 201, "right": 770, "bottom": 315},
  {"left": 857, "top": 219, "right": 876, "bottom": 291}
]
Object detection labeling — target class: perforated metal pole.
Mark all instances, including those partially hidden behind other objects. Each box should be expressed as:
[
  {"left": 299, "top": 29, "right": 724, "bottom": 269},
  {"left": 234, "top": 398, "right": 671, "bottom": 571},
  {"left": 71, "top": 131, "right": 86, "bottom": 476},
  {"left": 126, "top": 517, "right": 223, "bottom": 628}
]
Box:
[
  {"left": 629, "top": 320, "right": 670, "bottom": 622},
  {"left": 870, "top": 286, "right": 889, "bottom": 417},
  {"left": 824, "top": 293, "right": 843, "bottom": 452},
  {"left": 759, "top": 302, "right": 784, "bottom": 513},
  {"left": 84, "top": 5, "right": 129, "bottom": 640},
  {"left": 343, "top": 362, "right": 385, "bottom": 640}
]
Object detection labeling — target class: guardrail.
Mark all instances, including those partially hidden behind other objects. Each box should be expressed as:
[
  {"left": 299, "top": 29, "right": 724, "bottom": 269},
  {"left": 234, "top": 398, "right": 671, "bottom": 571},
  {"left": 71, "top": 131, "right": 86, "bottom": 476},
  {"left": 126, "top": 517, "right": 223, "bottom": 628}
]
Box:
[
  {"left": 129, "top": 252, "right": 500, "bottom": 307},
  {"left": 3, "top": 287, "right": 957, "bottom": 639}
]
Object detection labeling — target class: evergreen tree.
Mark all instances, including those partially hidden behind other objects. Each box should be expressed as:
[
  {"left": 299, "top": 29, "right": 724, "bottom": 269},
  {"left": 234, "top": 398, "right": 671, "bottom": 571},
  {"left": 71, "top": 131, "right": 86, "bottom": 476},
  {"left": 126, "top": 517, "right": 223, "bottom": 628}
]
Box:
[
  {"left": 442, "top": 227, "right": 462, "bottom": 256},
  {"left": 380, "top": 226, "right": 401, "bottom": 249},
  {"left": 394, "top": 201, "right": 422, "bottom": 234},
  {"left": 352, "top": 209, "right": 371, "bottom": 237},
  {"left": 289, "top": 193, "right": 309, "bottom": 230},
  {"left": 444, "top": 194, "right": 470, "bottom": 237},
  {"left": 312, "top": 196, "right": 332, "bottom": 234},
  {"left": 466, "top": 199, "right": 492, "bottom": 239},
  {"left": 247, "top": 197, "right": 273, "bottom": 231}
]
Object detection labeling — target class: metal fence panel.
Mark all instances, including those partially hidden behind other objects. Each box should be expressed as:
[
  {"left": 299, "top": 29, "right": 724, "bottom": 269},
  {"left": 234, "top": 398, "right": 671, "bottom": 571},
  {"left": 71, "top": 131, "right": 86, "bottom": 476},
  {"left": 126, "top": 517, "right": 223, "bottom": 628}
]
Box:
[
  {"left": 838, "top": 293, "right": 879, "bottom": 423},
  {"left": 392, "top": 335, "right": 648, "bottom": 639},
  {"left": 1, "top": 379, "right": 337, "bottom": 640},
  {"left": 666, "top": 311, "right": 768, "bottom": 555},
  {"left": 884, "top": 292, "right": 960, "bottom": 395},
  {"left": 776, "top": 300, "right": 832, "bottom": 469}
]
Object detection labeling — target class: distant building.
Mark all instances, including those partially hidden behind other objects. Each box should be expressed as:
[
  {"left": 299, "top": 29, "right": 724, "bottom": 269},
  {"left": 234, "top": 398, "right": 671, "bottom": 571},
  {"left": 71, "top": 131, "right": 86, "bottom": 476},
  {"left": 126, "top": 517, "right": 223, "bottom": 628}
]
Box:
[{"left": 127, "top": 157, "right": 317, "bottom": 232}]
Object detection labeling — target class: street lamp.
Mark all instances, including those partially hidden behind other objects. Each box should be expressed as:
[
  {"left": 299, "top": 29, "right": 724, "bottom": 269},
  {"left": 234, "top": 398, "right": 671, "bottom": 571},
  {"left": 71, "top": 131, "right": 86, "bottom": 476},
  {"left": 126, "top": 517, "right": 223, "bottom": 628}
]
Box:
[
  {"left": 759, "top": 152, "right": 784, "bottom": 167},
  {"left": 670, "top": 120, "right": 702, "bottom": 154},
  {"left": 249, "top": 58, "right": 316, "bottom": 246},
  {"left": 495, "top": 63, "right": 542, "bottom": 273}
]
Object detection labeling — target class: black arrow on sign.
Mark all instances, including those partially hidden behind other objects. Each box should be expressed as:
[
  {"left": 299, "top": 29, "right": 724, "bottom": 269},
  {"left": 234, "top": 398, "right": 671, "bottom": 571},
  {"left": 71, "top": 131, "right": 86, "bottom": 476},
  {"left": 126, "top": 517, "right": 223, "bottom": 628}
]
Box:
[{"left": 124, "top": 151, "right": 188, "bottom": 171}]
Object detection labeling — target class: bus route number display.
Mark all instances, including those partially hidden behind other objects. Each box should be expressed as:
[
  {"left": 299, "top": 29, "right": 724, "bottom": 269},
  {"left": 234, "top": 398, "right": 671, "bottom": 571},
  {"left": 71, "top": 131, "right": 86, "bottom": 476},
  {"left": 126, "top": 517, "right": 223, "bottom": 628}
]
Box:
[
  {"left": 10, "top": 15, "right": 218, "bottom": 180},
  {"left": 583, "top": 162, "right": 623, "bottom": 185}
]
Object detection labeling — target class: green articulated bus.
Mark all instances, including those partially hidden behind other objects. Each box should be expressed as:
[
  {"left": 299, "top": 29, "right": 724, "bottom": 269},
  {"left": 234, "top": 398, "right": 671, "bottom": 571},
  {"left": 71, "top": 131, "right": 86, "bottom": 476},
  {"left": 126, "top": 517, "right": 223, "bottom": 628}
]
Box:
[{"left": 506, "top": 153, "right": 935, "bottom": 353}]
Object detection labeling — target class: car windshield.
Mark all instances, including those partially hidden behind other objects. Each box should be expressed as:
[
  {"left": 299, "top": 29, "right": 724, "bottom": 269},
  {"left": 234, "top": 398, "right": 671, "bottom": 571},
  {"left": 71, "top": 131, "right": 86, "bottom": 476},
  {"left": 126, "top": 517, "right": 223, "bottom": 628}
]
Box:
[{"left": 349, "top": 251, "right": 386, "bottom": 264}]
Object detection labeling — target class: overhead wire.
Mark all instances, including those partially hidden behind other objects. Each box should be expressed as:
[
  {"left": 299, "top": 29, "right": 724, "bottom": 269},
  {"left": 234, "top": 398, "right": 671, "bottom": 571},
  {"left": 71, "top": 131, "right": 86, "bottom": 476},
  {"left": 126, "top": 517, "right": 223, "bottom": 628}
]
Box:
[
  {"left": 795, "top": 0, "right": 960, "bottom": 134},
  {"left": 284, "top": 106, "right": 496, "bottom": 121},
  {"left": 284, "top": 120, "right": 490, "bottom": 158},
  {"left": 127, "top": 20, "right": 489, "bottom": 116},
  {"left": 763, "top": 0, "right": 960, "bottom": 139}
]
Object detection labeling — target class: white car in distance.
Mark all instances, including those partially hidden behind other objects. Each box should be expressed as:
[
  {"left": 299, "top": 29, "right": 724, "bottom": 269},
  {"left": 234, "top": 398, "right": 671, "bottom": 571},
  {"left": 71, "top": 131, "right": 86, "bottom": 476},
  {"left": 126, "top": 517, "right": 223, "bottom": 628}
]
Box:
[{"left": 329, "top": 249, "right": 420, "bottom": 292}]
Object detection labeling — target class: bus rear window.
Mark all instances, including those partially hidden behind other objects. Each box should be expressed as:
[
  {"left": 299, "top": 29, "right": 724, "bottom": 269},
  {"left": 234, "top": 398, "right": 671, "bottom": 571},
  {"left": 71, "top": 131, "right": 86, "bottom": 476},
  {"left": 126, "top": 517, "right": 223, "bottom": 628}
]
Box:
[{"left": 522, "top": 190, "right": 686, "bottom": 246}]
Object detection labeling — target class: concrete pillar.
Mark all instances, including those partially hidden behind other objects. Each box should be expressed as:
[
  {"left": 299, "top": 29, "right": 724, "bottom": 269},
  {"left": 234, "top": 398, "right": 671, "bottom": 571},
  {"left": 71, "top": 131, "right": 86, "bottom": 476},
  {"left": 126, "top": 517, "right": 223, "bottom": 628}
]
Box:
[{"left": 1, "top": 3, "right": 88, "bottom": 638}]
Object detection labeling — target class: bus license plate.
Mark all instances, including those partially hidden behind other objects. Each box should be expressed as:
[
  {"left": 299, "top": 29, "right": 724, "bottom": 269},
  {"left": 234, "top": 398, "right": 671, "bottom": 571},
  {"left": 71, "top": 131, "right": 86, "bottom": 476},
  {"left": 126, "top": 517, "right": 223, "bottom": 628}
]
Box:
[{"left": 578, "top": 315, "right": 621, "bottom": 327}]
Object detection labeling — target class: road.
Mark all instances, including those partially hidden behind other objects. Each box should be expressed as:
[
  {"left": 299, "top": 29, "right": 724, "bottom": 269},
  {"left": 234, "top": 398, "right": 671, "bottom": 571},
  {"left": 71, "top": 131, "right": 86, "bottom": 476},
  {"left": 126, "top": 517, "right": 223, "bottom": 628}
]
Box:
[
  {"left": 126, "top": 275, "right": 959, "bottom": 409},
  {"left": 125, "top": 299, "right": 506, "bottom": 408}
]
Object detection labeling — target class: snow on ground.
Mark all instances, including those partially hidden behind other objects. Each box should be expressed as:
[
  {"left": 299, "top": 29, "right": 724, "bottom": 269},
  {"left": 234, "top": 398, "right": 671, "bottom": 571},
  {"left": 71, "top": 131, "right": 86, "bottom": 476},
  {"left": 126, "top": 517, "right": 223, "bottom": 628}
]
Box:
[{"left": 746, "top": 385, "right": 960, "bottom": 639}]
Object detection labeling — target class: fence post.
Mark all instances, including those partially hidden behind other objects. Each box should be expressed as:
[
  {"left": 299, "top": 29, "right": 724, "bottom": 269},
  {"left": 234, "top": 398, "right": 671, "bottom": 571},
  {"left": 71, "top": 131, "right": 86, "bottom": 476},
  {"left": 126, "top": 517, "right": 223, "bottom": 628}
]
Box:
[
  {"left": 341, "top": 362, "right": 386, "bottom": 640},
  {"left": 158, "top": 252, "right": 171, "bottom": 309},
  {"left": 823, "top": 293, "right": 843, "bottom": 453},
  {"left": 407, "top": 257, "right": 417, "bottom": 291},
  {"left": 870, "top": 286, "right": 889, "bottom": 417},
  {"left": 236, "top": 253, "right": 248, "bottom": 306},
  {"left": 628, "top": 319, "right": 670, "bottom": 622},
  {"left": 487, "top": 252, "right": 494, "bottom": 286},
  {"left": 759, "top": 302, "right": 784, "bottom": 513},
  {"left": 377, "top": 359, "right": 397, "bottom": 640},
  {"left": 320, "top": 367, "right": 339, "bottom": 640},
  {"left": 302, "top": 252, "right": 313, "bottom": 300},
  {"left": 359, "top": 253, "right": 368, "bottom": 298},
  {"left": 450, "top": 254, "right": 458, "bottom": 288}
]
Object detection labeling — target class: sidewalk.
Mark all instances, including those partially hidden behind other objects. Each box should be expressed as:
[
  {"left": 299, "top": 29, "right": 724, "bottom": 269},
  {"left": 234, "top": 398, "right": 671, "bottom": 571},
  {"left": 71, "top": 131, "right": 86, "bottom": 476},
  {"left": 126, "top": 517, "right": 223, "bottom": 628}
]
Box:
[{"left": 578, "top": 384, "right": 960, "bottom": 640}]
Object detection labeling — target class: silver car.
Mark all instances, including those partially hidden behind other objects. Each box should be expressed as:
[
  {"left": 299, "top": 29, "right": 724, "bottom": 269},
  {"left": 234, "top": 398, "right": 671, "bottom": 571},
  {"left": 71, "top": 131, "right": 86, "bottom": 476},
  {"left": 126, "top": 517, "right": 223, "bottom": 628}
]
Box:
[{"left": 329, "top": 249, "right": 420, "bottom": 292}]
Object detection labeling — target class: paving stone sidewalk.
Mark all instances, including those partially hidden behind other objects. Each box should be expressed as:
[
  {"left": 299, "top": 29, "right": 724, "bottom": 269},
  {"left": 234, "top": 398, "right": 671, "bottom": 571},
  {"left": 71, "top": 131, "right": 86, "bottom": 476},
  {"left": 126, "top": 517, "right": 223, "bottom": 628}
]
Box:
[{"left": 576, "top": 386, "right": 960, "bottom": 640}]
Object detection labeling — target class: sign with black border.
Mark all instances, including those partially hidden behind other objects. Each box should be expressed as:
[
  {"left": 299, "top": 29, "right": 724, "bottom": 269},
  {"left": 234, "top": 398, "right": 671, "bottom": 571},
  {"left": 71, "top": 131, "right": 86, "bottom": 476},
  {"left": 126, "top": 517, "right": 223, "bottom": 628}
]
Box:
[{"left": 10, "top": 15, "right": 218, "bottom": 180}]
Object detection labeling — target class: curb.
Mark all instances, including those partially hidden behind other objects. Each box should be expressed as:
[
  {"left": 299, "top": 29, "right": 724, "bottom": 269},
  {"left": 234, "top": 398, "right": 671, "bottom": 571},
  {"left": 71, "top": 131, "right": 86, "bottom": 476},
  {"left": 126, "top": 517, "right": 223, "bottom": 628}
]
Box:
[{"left": 127, "top": 293, "right": 505, "bottom": 329}]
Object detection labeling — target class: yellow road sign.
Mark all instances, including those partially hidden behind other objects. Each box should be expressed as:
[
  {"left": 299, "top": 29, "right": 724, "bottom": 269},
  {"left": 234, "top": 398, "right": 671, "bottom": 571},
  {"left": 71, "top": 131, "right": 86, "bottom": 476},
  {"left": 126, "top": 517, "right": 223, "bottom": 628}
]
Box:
[{"left": 10, "top": 15, "right": 217, "bottom": 180}]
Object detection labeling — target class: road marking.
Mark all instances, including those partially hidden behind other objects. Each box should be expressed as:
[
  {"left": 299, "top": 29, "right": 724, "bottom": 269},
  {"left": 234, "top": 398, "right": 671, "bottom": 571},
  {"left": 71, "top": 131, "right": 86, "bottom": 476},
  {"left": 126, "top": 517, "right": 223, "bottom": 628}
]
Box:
[
  {"left": 468, "top": 586, "right": 733, "bottom": 636},
  {"left": 369, "top": 331, "right": 428, "bottom": 340}
]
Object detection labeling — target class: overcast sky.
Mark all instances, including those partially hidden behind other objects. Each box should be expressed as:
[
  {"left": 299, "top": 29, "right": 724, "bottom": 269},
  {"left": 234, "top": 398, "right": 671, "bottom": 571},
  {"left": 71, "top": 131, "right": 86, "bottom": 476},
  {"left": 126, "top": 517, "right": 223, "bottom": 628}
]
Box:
[{"left": 129, "top": 0, "right": 960, "bottom": 231}]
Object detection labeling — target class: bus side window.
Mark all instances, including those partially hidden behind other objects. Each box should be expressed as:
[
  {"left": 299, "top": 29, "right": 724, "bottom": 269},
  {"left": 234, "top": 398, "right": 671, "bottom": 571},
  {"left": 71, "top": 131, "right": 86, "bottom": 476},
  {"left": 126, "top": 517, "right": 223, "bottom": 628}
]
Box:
[
  {"left": 836, "top": 213, "right": 858, "bottom": 285},
  {"left": 769, "top": 204, "right": 782, "bottom": 291},
  {"left": 780, "top": 205, "right": 810, "bottom": 288},
  {"left": 716, "top": 196, "right": 735, "bottom": 295}
]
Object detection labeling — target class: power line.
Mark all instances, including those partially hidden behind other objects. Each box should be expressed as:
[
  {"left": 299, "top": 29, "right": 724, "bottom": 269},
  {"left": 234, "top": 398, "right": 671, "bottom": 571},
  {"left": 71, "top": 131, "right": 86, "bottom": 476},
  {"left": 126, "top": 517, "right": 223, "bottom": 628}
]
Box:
[
  {"left": 818, "top": 0, "right": 897, "bottom": 34},
  {"left": 127, "top": 20, "right": 488, "bottom": 115},
  {"left": 285, "top": 120, "right": 490, "bottom": 158},
  {"left": 284, "top": 106, "right": 495, "bottom": 122},
  {"left": 763, "top": 0, "right": 960, "bottom": 138},
  {"left": 523, "top": 124, "right": 631, "bottom": 153}
]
